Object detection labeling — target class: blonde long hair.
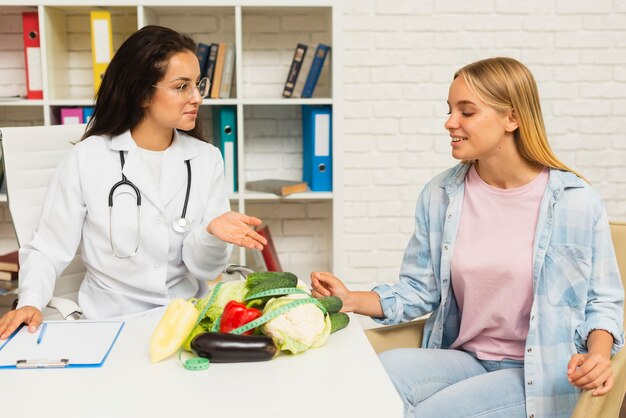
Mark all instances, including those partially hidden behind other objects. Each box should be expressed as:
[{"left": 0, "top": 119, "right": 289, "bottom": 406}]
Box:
[{"left": 455, "top": 57, "right": 584, "bottom": 179}]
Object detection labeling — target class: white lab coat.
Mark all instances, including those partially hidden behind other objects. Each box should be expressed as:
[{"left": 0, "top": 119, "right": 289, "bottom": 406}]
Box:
[{"left": 17, "top": 129, "right": 232, "bottom": 318}]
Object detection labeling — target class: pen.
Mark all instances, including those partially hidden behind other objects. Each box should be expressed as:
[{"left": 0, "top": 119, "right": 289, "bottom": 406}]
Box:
[{"left": 36, "top": 323, "right": 48, "bottom": 345}]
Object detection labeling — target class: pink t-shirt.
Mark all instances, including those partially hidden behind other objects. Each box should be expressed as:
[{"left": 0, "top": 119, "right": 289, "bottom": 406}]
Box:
[{"left": 450, "top": 165, "right": 549, "bottom": 361}]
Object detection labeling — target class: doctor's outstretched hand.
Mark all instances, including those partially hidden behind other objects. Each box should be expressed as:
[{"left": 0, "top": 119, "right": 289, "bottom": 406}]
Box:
[
  {"left": 208, "top": 211, "right": 267, "bottom": 251},
  {"left": 0, "top": 305, "right": 42, "bottom": 340}
]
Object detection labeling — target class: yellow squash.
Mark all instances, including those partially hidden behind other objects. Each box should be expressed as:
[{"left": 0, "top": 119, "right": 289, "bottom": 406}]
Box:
[{"left": 150, "top": 298, "right": 199, "bottom": 363}]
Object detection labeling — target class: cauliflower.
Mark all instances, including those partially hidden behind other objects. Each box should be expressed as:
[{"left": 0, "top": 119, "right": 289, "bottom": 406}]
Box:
[{"left": 261, "top": 293, "right": 331, "bottom": 354}]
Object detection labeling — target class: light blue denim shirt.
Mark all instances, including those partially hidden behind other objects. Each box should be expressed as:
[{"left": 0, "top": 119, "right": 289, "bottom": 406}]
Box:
[{"left": 373, "top": 163, "right": 624, "bottom": 418}]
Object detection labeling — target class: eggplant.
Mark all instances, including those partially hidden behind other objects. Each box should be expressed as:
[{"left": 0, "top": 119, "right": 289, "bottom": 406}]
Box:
[{"left": 190, "top": 332, "right": 277, "bottom": 363}]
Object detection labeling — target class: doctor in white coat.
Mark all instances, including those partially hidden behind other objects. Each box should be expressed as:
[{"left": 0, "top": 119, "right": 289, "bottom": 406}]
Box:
[{"left": 0, "top": 25, "right": 267, "bottom": 338}]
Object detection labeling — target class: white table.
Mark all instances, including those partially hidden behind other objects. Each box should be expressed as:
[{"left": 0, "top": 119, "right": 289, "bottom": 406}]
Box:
[{"left": 1, "top": 310, "right": 403, "bottom": 418}]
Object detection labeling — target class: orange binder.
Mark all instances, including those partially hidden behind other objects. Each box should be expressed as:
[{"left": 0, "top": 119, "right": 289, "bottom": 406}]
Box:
[{"left": 22, "top": 12, "right": 43, "bottom": 100}]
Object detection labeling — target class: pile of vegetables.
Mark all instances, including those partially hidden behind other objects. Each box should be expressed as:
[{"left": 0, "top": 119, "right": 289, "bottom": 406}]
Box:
[{"left": 149, "top": 271, "right": 350, "bottom": 365}]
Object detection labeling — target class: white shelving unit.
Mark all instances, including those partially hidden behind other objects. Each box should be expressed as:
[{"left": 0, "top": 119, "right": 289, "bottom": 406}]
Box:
[{"left": 0, "top": 0, "right": 341, "bottom": 280}]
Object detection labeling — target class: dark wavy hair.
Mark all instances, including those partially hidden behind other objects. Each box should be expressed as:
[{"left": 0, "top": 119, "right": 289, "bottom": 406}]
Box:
[{"left": 81, "top": 25, "right": 205, "bottom": 141}]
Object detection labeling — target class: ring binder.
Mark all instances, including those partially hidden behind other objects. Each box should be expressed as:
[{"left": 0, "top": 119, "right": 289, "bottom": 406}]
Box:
[
  {"left": 302, "top": 105, "right": 332, "bottom": 191},
  {"left": 90, "top": 11, "right": 113, "bottom": 94},
  {"left": 22, "top": 11, "right": 43, "bottom": 99}
]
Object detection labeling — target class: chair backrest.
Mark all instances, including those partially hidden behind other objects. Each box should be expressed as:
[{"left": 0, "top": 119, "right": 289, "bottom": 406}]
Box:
[
  {"left": 609, "top": 221, "right": 626, "bottom": 324},
  {"left": 0, "top": 124, "right": 88, "bottom": 299}
]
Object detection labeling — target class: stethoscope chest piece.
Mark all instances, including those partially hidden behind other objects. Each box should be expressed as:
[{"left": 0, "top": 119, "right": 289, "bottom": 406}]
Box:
[{"left": 172, "top": 216, "right": 191, "bottom": 233}]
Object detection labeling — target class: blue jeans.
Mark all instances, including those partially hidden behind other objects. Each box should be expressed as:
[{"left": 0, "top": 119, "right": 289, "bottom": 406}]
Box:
[{"left": 380, "top": 348, "right": 526, "bottom": 418}]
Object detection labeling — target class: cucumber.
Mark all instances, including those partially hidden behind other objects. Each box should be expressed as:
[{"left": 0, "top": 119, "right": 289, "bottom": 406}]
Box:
[
  {"left": 329, "top": 312, "right": 350, "bottom": 333},
  {"left": 317, "top": 296, "right": 343, "bottom": 314},
  {"left": 190, "top": 332, "right": 277, "bottom": 363},
  {"left": 245, "top": 271, "right": 298, "bottom": 297}
]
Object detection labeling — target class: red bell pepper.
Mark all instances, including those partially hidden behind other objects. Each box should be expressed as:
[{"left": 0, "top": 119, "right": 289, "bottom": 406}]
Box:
[{"left": 220, "top": 300, "right": 263, "bottom": 335}]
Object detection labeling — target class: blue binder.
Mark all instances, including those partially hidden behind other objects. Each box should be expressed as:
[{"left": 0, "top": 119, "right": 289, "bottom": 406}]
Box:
[
  {"left": 83, "top": 107, "right": 94, "bottom": 123},
  {"left": 301, "top": 44, "right": 330, "bottom": 98},
  {"left": 212, "top": 106, "right": 238, "bottom": 192},
  {"left": 302, "top": 105, "right": 332, "bottom": 192}
]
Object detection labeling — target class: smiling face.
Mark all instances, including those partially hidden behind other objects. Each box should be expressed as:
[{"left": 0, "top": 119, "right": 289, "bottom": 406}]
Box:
[
  {"left": 444, "top": 75, "right": 518, "bottom": 162},
  {"left": 143, "top": 50, "right": 202, "bottom": 134}
]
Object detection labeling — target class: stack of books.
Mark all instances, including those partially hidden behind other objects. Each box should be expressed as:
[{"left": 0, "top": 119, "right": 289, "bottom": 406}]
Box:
[
  {"left": 196, "top": 42, "right": 236, "bottom": 99},
  {"left": 282, "top": 43, "right": 331, "bottom": 98}
]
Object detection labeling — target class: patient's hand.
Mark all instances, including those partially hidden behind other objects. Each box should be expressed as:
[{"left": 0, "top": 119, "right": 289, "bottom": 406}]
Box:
[
  {"left": 310, "top": 272, "right": 349, "bottom": 299},
  {"left": 0, "top": 306, "right": 43, "bottom": 340},
  {"left": 311, "top": 272, "right": 383, "bottom": 317},
  {"left": 567, "top": 352, "right": 614, "bottom": 396}
]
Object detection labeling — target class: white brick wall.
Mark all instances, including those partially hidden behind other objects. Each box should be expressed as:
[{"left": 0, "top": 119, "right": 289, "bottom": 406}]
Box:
[
  {"left": 339, "top": 0, "right": 626, "bottom": 293},
  {"left": 243, "top": 105, "right": 303, "bottom": 180}
]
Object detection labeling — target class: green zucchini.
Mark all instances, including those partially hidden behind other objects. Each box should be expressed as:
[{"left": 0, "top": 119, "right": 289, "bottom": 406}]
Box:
[
  {"left": 317, "top": 296, "right": 343, "bottom": 314},
  {"left": 245, "top": 271, "right": 298, "bottom": 297},
  {"left": 329, "top": 312, "right": 350, "bottom": 333}
]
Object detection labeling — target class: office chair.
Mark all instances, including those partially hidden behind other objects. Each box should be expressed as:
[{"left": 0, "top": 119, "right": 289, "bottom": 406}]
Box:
[
  {"left": 0, "top": 124, "right": 88, "bottom": 320},
  {"left": 365, "top": 221, "right": 626, "bottom": 417}
]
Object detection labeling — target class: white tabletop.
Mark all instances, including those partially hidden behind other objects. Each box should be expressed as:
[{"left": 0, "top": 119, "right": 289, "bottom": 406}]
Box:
[{"left": 1, "top": 310, "right": 403, "bottom": 418}]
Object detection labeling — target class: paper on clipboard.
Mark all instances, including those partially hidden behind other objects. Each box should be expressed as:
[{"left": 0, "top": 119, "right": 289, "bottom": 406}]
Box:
[{"left": 0, "top": 320, "right": 124, "bottom": 369}]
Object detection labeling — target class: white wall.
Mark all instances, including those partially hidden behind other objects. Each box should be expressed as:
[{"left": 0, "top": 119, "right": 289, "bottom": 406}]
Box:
[{"left": 339, "top": 0, "right": 626, "bottom": 292}]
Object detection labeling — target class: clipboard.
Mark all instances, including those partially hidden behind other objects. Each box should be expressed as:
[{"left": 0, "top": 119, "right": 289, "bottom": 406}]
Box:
[{"left": 0, "top": 320, "right": 124, "bottom": 369}]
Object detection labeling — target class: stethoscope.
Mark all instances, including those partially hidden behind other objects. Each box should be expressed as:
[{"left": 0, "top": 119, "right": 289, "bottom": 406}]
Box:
[{"left": 108, "top": 150, "right": 192, "bottom": 259}]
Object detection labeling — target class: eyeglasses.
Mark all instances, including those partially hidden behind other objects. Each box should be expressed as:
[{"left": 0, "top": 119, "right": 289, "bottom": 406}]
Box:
[{"left": 152, "top": 77, "right": 211, "bottom": 100}]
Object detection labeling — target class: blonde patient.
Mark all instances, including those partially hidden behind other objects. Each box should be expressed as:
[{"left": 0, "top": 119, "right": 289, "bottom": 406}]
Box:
[{"left": 311, "top": 57, "right": 623, "bottom": 418}]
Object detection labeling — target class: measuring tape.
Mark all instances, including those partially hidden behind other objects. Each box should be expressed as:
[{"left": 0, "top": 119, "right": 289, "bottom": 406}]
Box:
[
  {"left": 229, "top": 294, "right": 327, "bottom": 335},
  {"left": 244, "top": 287, "right": 309, "bottom": 301},
  {"left": 211, "top": 287, "right": 326, "bottom": 334},
  {"left": 177, "top": 282, "right": 224, "bottom": 371}
]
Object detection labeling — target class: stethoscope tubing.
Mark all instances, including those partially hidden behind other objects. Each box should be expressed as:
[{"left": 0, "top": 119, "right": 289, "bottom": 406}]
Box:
[
  {"left": 108, "top": 151, "right": 141, "bottom": 207},
  {"left": 108, "top": 150, "right": 192, "bottom": 258},
  {"left": 181, "top": 156, "right": 191, "bottom": 220}
]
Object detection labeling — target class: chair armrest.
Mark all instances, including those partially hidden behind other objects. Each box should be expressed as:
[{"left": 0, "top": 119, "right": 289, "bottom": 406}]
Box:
[
  {"left": 8, "top": 296, "right": 82, "bottom": 320},
  {"left": 365, "top": 319, "right": 426, "bottom": 354},
  {"left": 47, "top": 296, "right": 82, "bottom": 320},
  {"left": 570, "top": 348, "right": 626, "bottom": 418}
]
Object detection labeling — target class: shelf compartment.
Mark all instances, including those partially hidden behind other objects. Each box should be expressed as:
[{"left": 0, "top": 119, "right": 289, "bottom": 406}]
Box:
[
  {"left": 43, "top": 6, "right": 138, "bottom": 101},
  {"left": 0, "top": 6, "right": 39, "bottom": 101},
  {"left": 242, "top": 104, "right": 304, "bottom": 187},
  {"left": 241, "top": 6, "right": 332, "bottom": 100},
  {"left": 142, "top": 6, "right": 237, "bottom": 100}
]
